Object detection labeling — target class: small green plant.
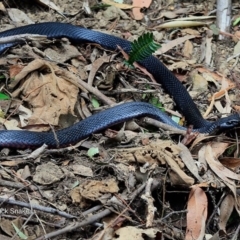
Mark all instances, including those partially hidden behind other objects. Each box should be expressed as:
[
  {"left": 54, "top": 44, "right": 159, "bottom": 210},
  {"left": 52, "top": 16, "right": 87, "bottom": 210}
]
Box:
[
  {"left": 126, "top": 32, "right": 161, "bottom": 66},
  {"left": 149, "top": 96, "right": 164, "bottom": 110},
  {"left": 233, "top": 17, "right": 240, "bottom": 26},
  {"left": 0, "top": 92, "right": 10, "bottom": 100},
  {"left": 91, "top": 96, "right": 100, "bottom": 108}
]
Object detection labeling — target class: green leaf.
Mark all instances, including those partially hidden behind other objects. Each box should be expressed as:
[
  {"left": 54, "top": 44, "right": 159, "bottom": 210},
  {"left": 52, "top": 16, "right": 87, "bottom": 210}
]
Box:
[
  {"left": 209, "top": 24, "right": 220, "bottom": 35},
  {"left": 0, "top": 75, "right": 5, "bottom": 80},
  {"left": 91, "top": 97, "right": 100, "bottom": 108},
  {"left": 127, "top": 33, "right": 161, "bottom": 66},
  {"left": 87, "top": 147, "right": 99, "bottom": 158},
  {"left": 171, "top": 115, "right": 180, "bottom": 124},
  {"left": 12, "top": 223, "right": 28, "bottom": 240},
  {"left": 71, "top": 180, "right": 79, "bottom": 189},
  {"left": 149, "top": 97, "right": 164, "bottom": 110},
  {"left": 233, "top": 17, "right": 240, "bottom": 26},
  {"left": 0, "top": 92, "right": 10, "bottom": 100}
]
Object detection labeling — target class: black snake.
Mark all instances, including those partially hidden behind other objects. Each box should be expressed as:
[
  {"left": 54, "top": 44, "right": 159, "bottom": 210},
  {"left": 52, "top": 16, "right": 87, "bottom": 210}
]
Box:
[{"left": 0, "top": 22, "right": 239, "bottom": 148}]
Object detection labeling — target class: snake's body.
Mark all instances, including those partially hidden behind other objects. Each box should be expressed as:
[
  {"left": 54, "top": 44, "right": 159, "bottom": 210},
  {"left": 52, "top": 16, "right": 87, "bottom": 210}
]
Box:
[{"left": 0, "top": 22, "right": 239, "bottom": 148}]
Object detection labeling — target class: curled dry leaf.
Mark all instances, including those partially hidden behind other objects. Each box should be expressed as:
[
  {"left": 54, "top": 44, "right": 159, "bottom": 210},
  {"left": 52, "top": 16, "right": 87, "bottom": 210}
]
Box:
[
  {"left": 10, "top": 59, "right": 79, "bottom": 131},
  {"left": 36, "top": 0, "right": 62, "bottom": 14},
  {"left": 218, "top": 194, "right": 235, "bottom": 232},
  {"left": 71, "top": 179, "right": 119, "bottom": 203},
  {"left": 7, "top": 8, "right": 34, "bottom": 24},
  {"left": 204, "top": 144, "right": 239, "bottom": 205},
  {"left": 178, "top": 143, "right": 203, "bottom": 182},
  {"left": 33, "top": 162, "right": 65, "bottom": 185},
  {"left": 185, "top": 186, "right": 207, "bottom": 240},
  {"left": 155, "top": 35, "right": 196, "bottom": 55},
  {"left": 182, "top": 40, "right": 193, "bottom": 58}
]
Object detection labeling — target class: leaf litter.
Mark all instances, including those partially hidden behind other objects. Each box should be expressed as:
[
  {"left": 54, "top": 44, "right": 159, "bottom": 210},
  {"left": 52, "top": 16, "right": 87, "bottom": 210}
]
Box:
[{"left": 0, "top": 1, "right": 239, "bottom": 239}]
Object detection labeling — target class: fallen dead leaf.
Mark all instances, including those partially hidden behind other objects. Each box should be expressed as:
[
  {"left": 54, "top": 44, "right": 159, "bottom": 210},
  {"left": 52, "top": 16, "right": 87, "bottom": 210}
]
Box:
[
  {"left": 71, "top": 165, "right": 93, "bottom": 177},
  {"left": 182, "top": 40, "right": 193, "bottom": 58},
  {"left": 132, "top": 0, "right": 152, "bottom": 20},
  {"left": 178, "top": 143, "right": 203, "bottom": 182},
  {"left": 113, "top": 226, "right": 159, "bottom": 240},
  {"left": 155, "top": 35, "right": 196, "bottom": 55},
  {"left": 0, "top": 117, "right": 20, "bottom": 130},
  {"left": 87, "top": 53, "right": 116, "bottom": 86},
  {"left": 7, "top": 8, "right": 34, "bottom": 24},
  {"left": 36, "top": 0, "right": 63, "bottom": 15},
  {"left": 219, "top": 157, "right": 240, "bottom": 171},
  {"left": 10, "top": 59, "right": 79, "bottom": 131},
  {"left": 205, "top": 144, "right": 240, "bottom": 181},
  {"left": 210, "top": 142, "right": 230, "bottom": 158},
  {"left": 218, "top": 194, "right": 235, "bottom": 233},
  {"left": 74, "top": 178, "right": 119, "bottom": 201},
  {"left": 185, "top": 186, "right": 207, "bottom": 240},
  {"left": 0, "top": 2, "right": 6, "bottom": 12},
  {"left": 33, "top": 162, "right": 65, "bottom": 185},
  {"left": 204, "top": 144, "right": 239, "bottom": 204}
]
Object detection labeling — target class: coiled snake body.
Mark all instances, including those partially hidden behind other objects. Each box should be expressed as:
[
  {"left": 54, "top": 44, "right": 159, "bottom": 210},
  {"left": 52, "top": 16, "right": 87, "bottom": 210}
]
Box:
[{"left": 0, "top": 22, "right": 239, "bottom": 148}]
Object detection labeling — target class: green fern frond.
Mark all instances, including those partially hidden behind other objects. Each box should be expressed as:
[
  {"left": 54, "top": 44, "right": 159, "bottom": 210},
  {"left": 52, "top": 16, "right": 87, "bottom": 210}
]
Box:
[{"left": 127, "top": 32, "right": 161, "bottom": 66}]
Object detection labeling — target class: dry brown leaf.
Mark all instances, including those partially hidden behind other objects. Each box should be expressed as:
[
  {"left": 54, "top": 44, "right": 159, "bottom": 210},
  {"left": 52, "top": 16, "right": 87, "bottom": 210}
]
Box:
[
  {"left": 210, "top": 142, "right": 230, "bottom": 158},
  {"left": 132, "top": 0, "right": 152, "bottom": 20},
  {"left": 157, "top": 10, "right": 177, "bottom": 19},
  {"left": 178, "top": 143, "right": 203, "bottom": 182},
  {"left": 10, "top": 59, "right": 79, "bottom": 131},
  {"left": 205, "top": 36, "right": 212, "bottom": 66},
  {"left": 196, "top": 67, "right": 233, "bottom": 84},
  {"left": 0, "top": 117, "right": 20, "bottom": 130},
  {"left": 218, "top": 194, "right": 235, "bottom": 232},
  {"left": 203, "top": 75, "right": 234, "bottom": 118},
  {"left": 0, "top": 160, "right": 28, "bottom": 166},
  {"left": 219, "top": 157, "right": 240, "bottom": 170},
  {"left": 7, "top": 8, "right": 34, "bottom": 24},
  {"left": 205, "top": 144, "right": 240, "bottom": 181},
  {"left": 87, "top": 53, "right": 116, "bottom": 86},
  {"left": 233, "top": 105, "right": 240, "bottom": 112},
  {"left": 9, "top": 64, "right": 24, "bottom": 78},
  {"left": 113, "top": 226, "right": 158, "bottom": 240},
  {"left": 185, "top": 186, "right": 207, "bottom": 240},
  {"left": 71, "top": 165, "right": 93, "bottom": 177},
  {"left": 79, "top": 179, "right": 119, "bottom": 201},
  {"left": 33, "top": 162, "right": 65, "bottom": 185},
  {"left": 162, "top": 151, "right": 194, "bottom": 186},
  {"left": 0, "top": 2, "right": 6, "bottom": 12},
  {"left": 190, "top": 135, "right": 215, "bottom": 150},
  {"left": 36, "top": 0, "right": 62, "bottom": 13},
  {"left": 182, "top": 40, "right": 193, "bottom": 58},
  {"left": 181, "top": 28, "right": 201, "bottom": 35},
  {"left": 155, "top": 35, "right": 196, "bottom": 55},
  {"left": 204, "top": 145, "right": 238, "bottom": 201}
]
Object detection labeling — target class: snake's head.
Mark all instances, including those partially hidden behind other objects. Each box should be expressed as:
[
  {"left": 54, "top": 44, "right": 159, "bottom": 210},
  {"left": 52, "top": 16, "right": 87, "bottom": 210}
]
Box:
[{"left": 219, "top": 116, "right": 240, "bottom": 129}]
